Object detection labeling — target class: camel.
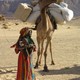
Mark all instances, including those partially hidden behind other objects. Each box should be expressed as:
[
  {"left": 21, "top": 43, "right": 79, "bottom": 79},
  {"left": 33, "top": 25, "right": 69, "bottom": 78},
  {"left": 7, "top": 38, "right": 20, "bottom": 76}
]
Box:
[
  {"left": 34, "top": 1, "right": 57, "bottom": 72},
  {"left": 33, "top": 0, "right": 64, "bottom": 71}
]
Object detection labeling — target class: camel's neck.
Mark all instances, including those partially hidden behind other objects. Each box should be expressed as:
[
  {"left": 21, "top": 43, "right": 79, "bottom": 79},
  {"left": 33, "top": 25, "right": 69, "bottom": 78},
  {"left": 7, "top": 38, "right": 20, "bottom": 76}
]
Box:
[{"left": 40, "top": 8, "right": 47, "bottom": 28}]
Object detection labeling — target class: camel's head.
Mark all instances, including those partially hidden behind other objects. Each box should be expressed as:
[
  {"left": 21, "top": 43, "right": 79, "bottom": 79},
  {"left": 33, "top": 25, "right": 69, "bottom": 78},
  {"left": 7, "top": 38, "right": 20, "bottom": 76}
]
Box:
[
  {"left": 31, "top": 0, "right": 64, "bottom": 7},
  {"left": 38, "top": 0, "right": 64, "bottom": 5},
  {"left": 38, "top": 0, "right": 64, "bottom": 10},
  {"left": 31, "top": 0, "right": 64, "bottom": 10}
]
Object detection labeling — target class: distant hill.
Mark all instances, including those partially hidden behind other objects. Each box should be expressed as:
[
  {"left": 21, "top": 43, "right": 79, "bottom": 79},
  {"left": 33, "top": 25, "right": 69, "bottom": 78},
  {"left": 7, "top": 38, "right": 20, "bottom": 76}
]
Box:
[
  {"left": 0, "top": 0, "right": 31, "bottom": 15},
  {"left": 65, "top": 0, "right": 80, "bottom": 17},
  {"left": 0, "top": 0, "right": 80, "bottom": 17},
  {"left": 9, "top": 0, "right": 31, "bottom": 12}
]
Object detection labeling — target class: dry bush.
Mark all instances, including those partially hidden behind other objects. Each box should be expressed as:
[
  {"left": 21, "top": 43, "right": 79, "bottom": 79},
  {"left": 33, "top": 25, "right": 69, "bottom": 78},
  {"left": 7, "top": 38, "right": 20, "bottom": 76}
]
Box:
[
  {"left": 2, "top": 23, "right": 9, "bottom": 29},
  {"left": 0, "top": 15, "right": 5, "bottom": 21}
]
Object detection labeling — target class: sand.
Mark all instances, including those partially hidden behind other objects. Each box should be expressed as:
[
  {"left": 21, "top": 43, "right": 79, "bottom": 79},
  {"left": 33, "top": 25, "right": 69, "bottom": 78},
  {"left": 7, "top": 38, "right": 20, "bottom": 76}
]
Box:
[{"left": 0, "top": 18, "right": 80, "bottom": 80}]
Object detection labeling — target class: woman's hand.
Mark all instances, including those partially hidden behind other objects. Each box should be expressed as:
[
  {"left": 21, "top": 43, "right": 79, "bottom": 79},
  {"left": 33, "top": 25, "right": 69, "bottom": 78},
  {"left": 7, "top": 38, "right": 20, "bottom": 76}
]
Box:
[{"left": 15, "top": 47, "right": 19, "bottom": 54}]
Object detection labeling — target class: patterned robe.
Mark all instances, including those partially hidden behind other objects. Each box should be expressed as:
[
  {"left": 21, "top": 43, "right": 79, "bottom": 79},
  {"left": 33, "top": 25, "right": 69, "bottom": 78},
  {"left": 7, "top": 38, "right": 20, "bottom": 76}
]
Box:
[{"left": 16, "top": 35, "right": 36, "bottom": 80}]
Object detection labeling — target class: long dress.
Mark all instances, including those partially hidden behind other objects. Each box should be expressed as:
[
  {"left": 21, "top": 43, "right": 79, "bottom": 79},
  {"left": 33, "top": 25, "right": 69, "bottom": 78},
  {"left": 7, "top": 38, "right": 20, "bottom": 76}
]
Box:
[{"left": 16, "top": 35, "right": 36, "bottom": 80}]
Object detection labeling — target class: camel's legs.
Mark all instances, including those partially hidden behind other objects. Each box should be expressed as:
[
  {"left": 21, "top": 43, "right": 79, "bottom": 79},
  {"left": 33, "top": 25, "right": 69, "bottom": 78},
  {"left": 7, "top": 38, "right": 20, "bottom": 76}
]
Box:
[
  {"left": 49, "top": 41, "right": 55, "bottom": 65},
  {"left": 43, "top": 37, "right": 51, "bottom": 71},
  {"left": 34, "top": 37, "right": 41, "bottom": 68},
  {"left": 39, "top": 40, "right": 44, "bottom": 65}
]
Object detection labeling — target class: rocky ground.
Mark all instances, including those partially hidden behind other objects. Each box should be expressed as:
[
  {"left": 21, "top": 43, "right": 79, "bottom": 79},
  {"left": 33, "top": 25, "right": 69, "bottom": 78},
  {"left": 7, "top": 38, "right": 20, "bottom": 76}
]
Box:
[{"left": 0, "top": 18, "right": 80, "bottom": 80}]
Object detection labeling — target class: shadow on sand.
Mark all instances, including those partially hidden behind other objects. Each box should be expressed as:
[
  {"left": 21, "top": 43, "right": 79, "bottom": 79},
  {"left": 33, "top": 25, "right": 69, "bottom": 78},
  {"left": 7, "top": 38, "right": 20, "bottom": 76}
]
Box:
[
  {"left": 70, "top": 77, "right": 80, "bottom": 80},
  {"left": 38, "top": 65, "right": 80, "bottom": 76}
]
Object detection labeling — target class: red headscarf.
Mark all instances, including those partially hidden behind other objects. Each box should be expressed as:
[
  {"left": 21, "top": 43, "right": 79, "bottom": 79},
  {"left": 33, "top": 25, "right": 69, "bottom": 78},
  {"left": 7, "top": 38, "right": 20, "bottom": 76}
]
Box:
[{"left": 20, "top": 27, "right": 29, "bottom": 36}]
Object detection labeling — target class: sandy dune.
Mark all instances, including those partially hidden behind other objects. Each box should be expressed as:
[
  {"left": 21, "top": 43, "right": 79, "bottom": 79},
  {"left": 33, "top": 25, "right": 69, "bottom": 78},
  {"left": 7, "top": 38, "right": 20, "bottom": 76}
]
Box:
[{"left": 0, "top": 18, "right": 80, "bottom": 80}]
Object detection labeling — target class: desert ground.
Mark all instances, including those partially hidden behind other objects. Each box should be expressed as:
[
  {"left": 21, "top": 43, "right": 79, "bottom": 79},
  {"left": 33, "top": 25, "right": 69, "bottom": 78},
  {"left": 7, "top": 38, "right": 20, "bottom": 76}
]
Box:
[{"left": 0, "top": 17, "right": 80, "bottom": 80}]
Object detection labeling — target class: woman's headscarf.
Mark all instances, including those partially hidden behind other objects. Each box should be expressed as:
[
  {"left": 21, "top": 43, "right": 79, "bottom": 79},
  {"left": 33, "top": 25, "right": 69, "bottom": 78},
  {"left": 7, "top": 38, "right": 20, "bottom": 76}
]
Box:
[{"left": 20, "top": 27, "right": 29, "bottom": 36}]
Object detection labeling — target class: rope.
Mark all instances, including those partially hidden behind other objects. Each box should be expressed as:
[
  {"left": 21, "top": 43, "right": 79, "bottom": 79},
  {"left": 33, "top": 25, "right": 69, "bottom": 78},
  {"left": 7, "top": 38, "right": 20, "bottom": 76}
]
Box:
[{"left": 2, "top": 29, "right": 10, "bottom": 44}]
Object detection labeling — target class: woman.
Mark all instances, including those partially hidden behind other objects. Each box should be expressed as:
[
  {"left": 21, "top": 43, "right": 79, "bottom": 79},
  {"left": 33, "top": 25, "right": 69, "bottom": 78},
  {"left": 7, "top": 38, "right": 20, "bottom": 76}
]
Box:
[{"left": 11, "top": 27, "right": 36, "bottom": 80}]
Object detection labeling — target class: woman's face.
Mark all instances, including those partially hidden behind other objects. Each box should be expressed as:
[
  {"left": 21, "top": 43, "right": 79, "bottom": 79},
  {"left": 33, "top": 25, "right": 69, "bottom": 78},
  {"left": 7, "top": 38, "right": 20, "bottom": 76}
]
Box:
[
  {"left": 25, "top": 30, "right": 32, "bottom": 37},
  {"left": 28, "top": 30, "right": 32, "bottom": 36}
]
